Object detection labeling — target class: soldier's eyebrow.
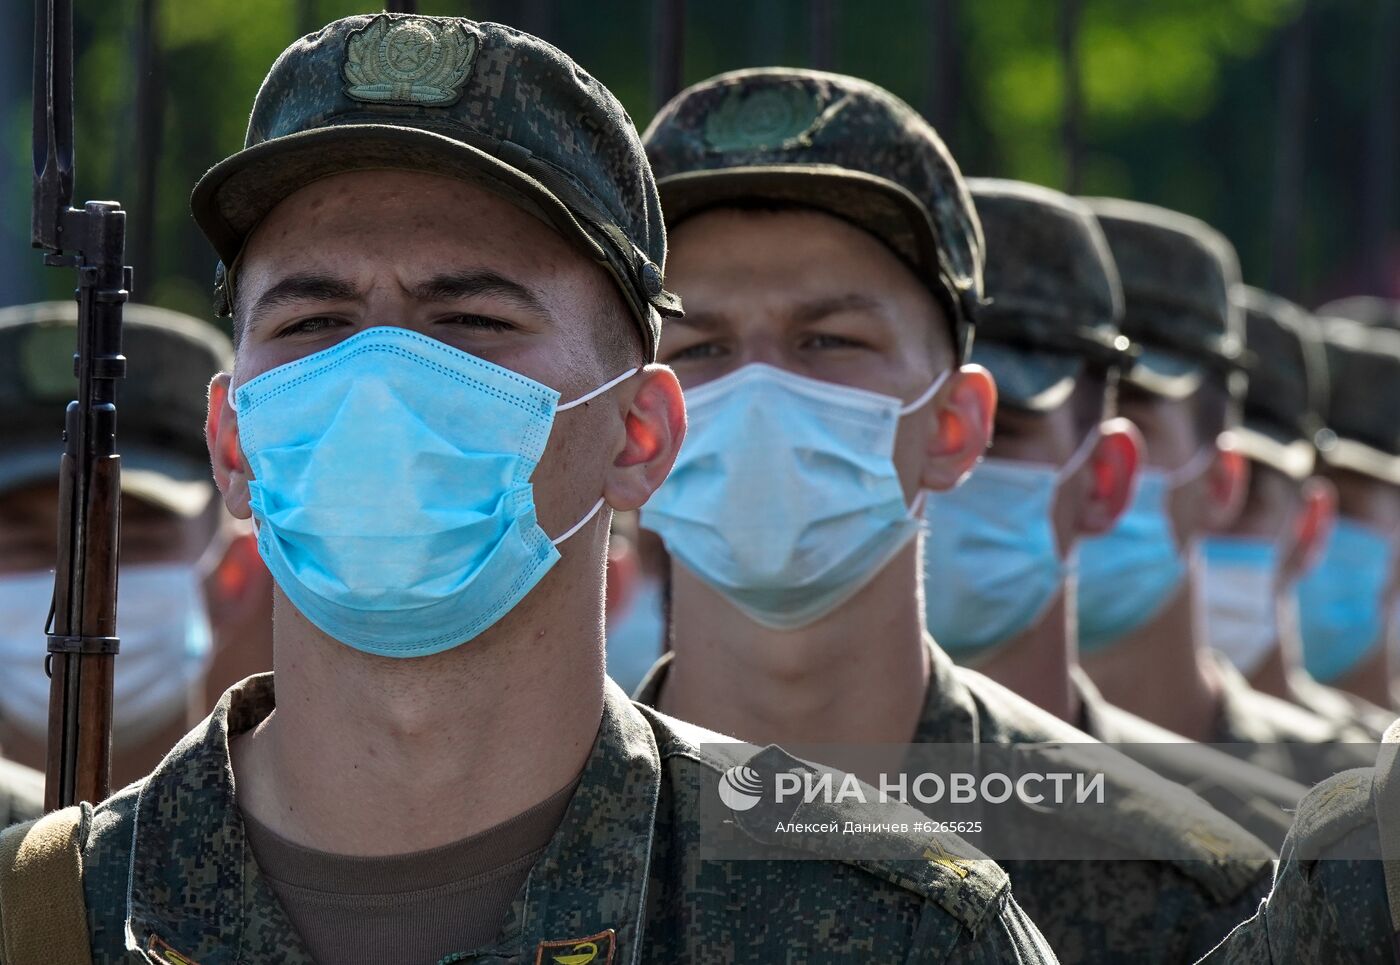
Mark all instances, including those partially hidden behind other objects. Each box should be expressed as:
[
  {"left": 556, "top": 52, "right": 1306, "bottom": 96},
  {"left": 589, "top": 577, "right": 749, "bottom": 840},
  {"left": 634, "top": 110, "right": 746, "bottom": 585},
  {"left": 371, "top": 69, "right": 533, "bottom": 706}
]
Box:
[
  {"left": 246, "top": 273, "right": 359, "bottom": 327},
  {"left": 410, "top": 271, "right": 551, "bottom": 319},
  {"left": 790, "top": 293, "right": 885, "bottom": 324}
]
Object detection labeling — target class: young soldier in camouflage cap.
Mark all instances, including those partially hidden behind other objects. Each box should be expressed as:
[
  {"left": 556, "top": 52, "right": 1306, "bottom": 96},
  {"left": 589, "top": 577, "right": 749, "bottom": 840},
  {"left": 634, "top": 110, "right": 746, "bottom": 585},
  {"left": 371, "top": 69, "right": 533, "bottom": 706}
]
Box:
[
  {"left": 0, "top": 302, "right": 271, "bottom": 791},
  {"left": 1203, "top": 289, "right": 1392, "bottom": 739},
  {"left": 1294, "top": 316, "right": 1400, "bottom": 712},
  {"left": 0, "top": 18, "right": 1057, "bottom": 964},
  {"left": 1074, "top": 199, "right": 1373, "bottom": 788},
  {"left": 924, "top": 180, "right": 1305, "bottom": 848},
  {"left": 636, "top": 74, "right": 1273, "bottom": 962},
  {"left": 1204, "top": 722, "right": 1400, "bottom": 965}
]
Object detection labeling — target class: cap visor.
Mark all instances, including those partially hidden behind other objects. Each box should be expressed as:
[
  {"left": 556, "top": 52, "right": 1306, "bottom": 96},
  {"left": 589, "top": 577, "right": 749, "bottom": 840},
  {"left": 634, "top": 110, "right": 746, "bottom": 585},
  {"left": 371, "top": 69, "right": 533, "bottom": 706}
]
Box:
[
  {"left": 658, "top": 166, "right": 941, "bottom": 283},
  {"left": 1121, "top": 346, "right": 1204, "bottom": 399},
  {"left": 192, "top": 124, "right": 607, "bottom": 270},
  {"left": 1319, "top": 437, "right": 1400, "bottom": 487},
  {"left": 0, "top": 441, "right": 213, "bottom": 518},
  {"left": 971, "top": 341, "right": 1080, "bottom": 412},
  {"left": 1234, "top": 423, "right": 1315, "bottom": 481}
]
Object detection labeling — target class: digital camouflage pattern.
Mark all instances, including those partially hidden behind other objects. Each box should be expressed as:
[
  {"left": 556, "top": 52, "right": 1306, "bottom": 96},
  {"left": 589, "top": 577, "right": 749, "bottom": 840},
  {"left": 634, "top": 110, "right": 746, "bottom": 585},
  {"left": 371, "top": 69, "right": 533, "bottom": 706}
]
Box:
[
  {"left": 1209, "top": 654, "right": 1377, "bottom": 787},
  {"left": 642, "top": 67, "right": 983, "bottom": 357},
  {"left": 965, "top": 178, "right": 1134, "bottom": 411},
  {"left": 1313, "top": 315, "right": 1400, "bottom": 486},
  {"left": 1201, "top": 766, "right": 1392, "bottom": 964},
  {"left": 0, "top": 302, "right": 232, "bottom": 516},
  {"left": 636, "top": 643, "right": 1275, "bottom": 964},
  {"left": 1082, "top": 198, "right": 1245, "bottom": 401},
  {"left": 0, "top": 757, "right": 43, "bottom": 830},
  {"left": 63, "top": 677, "right": 1059, "bottom": 964},
  {"left": 1070, "top": 669, "right": 1304, "bottom": 850},
  {"left": 190, "top": 13, "right": 681, "bottom": 358},
  {"left": 1229, "top": 286, "right": 1328, "bottom": 482}
]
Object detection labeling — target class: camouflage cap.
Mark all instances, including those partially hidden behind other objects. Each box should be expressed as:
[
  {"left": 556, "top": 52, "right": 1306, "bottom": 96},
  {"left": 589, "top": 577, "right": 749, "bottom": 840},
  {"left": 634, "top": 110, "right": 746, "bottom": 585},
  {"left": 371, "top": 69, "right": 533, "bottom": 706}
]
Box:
[
  {"left": 1082, "top": 198, "right": 1245, "bottom": 399},
  {"left": 966, "top": 178, "right": 1134, "bottom": 412},
  {"left": 0, "top": 302, "right": 232, "bottom": 516},
  {"left": 642, "top": 68, "right": 983, "bottom": 359},
  {"left": 191, "top": 14, "right": 680, "bottom": 360},
  {"left": 1230, "top": 286, "right": 1328, "bottom": 481},
  {"left": 1314, "top": 315, "right": 1400, "bottom": 485},
  {"left": 1315, "top": 295, "right": 1400, "bottom": 332}
]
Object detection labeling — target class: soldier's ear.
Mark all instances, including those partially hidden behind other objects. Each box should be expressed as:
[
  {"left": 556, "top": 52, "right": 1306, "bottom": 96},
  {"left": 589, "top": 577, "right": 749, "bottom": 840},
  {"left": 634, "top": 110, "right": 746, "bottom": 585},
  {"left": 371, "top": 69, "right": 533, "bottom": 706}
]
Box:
[
  {"left": 1201, "top": 439, "right": 1250, "bottom": 529},
  {"left": 920, "top": 365, "right": 996, "bottom": 492},
  {"left": 1074, "top": 418, "right": 1143, "bottom": 537},
  {"left": 206, "top": 374, "right": 252, "bottom": 521},
  {"left": 601, "top": 364, "right": 686, "bottom": 512}
]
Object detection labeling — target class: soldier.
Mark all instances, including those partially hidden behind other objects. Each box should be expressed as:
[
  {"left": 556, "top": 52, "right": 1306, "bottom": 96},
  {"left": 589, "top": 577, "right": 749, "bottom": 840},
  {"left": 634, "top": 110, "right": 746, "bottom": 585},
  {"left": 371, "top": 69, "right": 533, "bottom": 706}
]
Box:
[
  {"left": 0, "top": 302, "right": 269, "bottom": 788},
  {"left": 1075, "top": 200, "right": 1374, "bottom": 787},
  {"left": 1202, "top": 288, "right": 1391, "bottom": 739},
  {"left": 1201, "top": 721, "right": 1400, "bottom": 964},
  {"left": 637, "top": 68, "right": 1274, "bottom": 963},
  {"left": 0, "top": 18, "right": 1058, "bottom": 963},
  {"left": 922, "top": 180, "right": 1305, "bottom": 847},
  {"left": 1294, "top": 316, "right": 1400, "bottom": 711}
]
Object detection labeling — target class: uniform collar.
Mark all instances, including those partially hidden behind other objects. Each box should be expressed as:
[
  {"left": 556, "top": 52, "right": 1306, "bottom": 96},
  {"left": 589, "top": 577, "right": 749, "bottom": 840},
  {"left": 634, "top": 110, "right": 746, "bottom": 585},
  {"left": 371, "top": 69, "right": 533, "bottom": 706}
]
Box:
[
  {"left": 123, "top": 674, "right": 660, "bottom": 964},
  {"left": 912, "top": 636, "right": 980, "bottom": 744}
]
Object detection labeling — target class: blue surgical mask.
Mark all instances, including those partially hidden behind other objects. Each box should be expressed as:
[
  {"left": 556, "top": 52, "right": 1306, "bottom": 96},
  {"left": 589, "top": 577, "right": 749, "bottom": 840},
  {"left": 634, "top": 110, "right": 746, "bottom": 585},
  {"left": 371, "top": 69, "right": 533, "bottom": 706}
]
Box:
[
  {"left": 641, "top": 363, "right": 945, "bottom": 630},
  {"left": 1077, "top": 450, "right": 1211, "bottom": 654},
  {"left": 1297, "top": 519, "right": 1394, "bottom": 682},
  {"left": 922, "top": 431, "right": 1097, "bottom": 659},
  {"left": 1201, "top": 537, "right": 1279, "bottom": 677},
  {"left": 232, "top": 326, "right": 633, "bottom": 658}
]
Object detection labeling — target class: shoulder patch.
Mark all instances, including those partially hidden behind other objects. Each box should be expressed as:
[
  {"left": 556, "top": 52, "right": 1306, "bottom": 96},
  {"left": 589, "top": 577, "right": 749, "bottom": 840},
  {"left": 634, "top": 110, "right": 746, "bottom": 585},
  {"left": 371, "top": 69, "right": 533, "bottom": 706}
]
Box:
[{"left": 1285, "top": 767, "right": 1375, "bottom": 859}]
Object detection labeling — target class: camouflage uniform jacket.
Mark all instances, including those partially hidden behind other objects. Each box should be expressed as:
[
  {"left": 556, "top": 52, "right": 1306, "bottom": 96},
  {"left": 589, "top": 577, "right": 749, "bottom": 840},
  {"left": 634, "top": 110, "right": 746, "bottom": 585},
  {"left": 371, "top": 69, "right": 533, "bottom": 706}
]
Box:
[
  {"left": 637, "top": 644, "right": 1275, "bottom": 964},
  {"left": 54, "top": 674, "right": 1058, "bottom": 964},
  {"left": 0, "top": 756, "right": 43, "bottom": 830},
  {"left": 1289, "top": 674, "right": 1393, "bottom": 742},
  {"left": 1200, "top": 767, "right": 1391, "bottom": 963},
  {"left": 1210, "top": 655, "right": 1376, "bottom": 786},
  {"left": 1072, "top": 668, "right": 1304, "bottom": 849}
]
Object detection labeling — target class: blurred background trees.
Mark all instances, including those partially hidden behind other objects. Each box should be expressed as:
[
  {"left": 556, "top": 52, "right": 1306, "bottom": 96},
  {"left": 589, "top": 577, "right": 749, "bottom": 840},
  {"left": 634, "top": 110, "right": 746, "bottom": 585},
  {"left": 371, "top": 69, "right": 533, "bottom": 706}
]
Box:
[{"left": 2, "top": 0, "right": 1395, "bottom": 328}]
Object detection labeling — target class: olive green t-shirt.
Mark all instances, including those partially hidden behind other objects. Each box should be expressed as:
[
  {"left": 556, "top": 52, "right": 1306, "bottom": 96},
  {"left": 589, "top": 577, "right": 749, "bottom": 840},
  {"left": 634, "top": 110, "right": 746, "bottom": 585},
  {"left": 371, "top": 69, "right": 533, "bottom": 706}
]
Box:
[{"left": 241, "top": 777, "right": 579, "bottom": 964}]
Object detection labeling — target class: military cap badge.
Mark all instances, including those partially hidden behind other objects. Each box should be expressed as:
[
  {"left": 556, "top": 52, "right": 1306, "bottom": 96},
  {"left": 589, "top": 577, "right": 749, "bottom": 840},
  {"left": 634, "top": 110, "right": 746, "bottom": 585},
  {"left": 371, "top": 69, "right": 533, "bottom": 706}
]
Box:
[{"left": 343, "top": 15, "right": 477, "bottom": 107}]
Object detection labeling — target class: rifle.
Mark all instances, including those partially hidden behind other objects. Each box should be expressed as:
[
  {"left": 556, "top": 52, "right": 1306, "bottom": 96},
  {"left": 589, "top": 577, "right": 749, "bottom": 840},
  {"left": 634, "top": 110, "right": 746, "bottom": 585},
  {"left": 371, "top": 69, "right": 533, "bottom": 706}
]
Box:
[{"left": 32, "top": 0, "right": 130, "bottom": 810}]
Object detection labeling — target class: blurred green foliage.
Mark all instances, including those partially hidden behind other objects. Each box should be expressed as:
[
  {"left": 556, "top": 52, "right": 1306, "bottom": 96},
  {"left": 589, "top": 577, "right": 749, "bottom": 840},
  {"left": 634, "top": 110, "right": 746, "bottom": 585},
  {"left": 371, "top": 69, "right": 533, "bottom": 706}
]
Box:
[{"left": 2, "top": 0, "right": 1392, "bottom": 322}]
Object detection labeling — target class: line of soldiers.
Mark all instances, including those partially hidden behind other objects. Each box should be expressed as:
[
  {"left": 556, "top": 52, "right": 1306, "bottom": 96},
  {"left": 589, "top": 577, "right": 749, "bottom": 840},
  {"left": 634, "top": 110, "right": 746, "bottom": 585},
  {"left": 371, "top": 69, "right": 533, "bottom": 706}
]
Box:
[{"left": 1, "top": 13, "right": 1398, "bottom": 964}]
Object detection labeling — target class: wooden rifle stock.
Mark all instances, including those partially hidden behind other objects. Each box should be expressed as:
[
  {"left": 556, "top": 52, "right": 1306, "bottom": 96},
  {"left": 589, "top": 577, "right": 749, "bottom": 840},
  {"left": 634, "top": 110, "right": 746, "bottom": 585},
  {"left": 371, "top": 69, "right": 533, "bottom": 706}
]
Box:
[{"left": 33, "top": 0, "right": 130, "bottom": 810}]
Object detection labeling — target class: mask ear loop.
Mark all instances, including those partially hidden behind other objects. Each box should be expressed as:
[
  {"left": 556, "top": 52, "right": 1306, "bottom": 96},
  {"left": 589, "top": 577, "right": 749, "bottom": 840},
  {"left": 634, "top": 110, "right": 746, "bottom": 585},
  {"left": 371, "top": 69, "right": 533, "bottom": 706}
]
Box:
[
  {"left": 898, "top": 369, "right": 953, "bottom": 416},
  {"left": 1054, "top": 428, "right": 1102, "bottom": 484},
  {"left": 1165, "top": 447, "right": 1215, "bottom": 488},
  {"left": 898, "top": 370, "right": 954, "bottom": 517},
  {"left": 550, "top": 368, "right": 638, "bottom": 545},
  {"left": 557, "top": 368, "right": 640, "bottom": 412}
]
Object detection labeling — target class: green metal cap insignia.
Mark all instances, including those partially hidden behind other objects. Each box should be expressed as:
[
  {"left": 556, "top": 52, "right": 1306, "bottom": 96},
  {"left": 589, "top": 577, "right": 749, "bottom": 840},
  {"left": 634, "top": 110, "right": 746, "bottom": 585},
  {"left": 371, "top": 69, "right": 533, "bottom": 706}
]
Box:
[
  {"left": 703, "top": 87, "right": 822, "bottom": 153},
  {"left": 343, "top": 16, "right": 477, "bottom": 107}
]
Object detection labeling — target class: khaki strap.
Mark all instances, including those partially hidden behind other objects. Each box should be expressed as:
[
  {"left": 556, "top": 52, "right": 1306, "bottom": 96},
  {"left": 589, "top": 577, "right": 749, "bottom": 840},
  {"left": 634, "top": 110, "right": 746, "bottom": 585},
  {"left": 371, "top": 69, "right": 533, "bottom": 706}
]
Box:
[
  {"left": 0, "top": 806, "right": 92, "bottom": 965},
  {"left": 1377, "top": 719, "right": 1400, "bottom": 936}
]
